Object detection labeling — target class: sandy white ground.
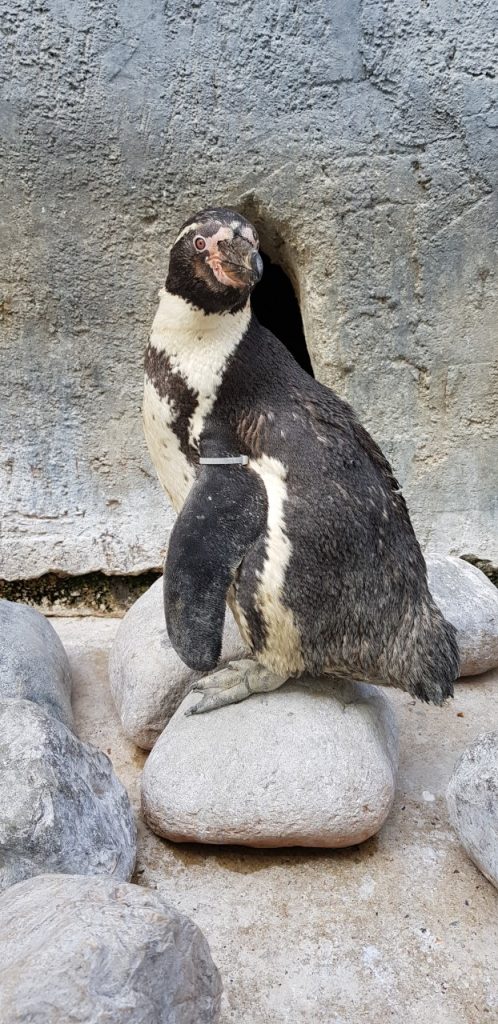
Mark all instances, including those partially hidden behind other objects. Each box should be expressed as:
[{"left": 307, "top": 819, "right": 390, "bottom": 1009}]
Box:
[{"left": 53, "top": 617, "right": 498, "bottom": 1024}]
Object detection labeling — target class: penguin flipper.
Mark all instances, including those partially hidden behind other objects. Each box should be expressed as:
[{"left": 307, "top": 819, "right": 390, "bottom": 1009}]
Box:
[{"left": 164, "top": 466, "right": 266, "bottom": 672}]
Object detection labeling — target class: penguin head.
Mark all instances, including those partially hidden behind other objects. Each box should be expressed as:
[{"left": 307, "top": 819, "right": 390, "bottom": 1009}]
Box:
[{"left": 166, "top": 207, "right": 263, "bottom": 314}]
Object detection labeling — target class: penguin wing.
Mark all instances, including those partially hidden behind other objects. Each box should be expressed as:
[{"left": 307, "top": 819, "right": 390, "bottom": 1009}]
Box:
[{"left": 164, "top": 465, "right": 267, "bottom": 672}]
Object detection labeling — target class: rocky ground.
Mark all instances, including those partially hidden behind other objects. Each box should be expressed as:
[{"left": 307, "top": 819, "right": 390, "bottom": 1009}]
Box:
[{"left": 53, "top": 616, "right": 498, "bottom": 1024}]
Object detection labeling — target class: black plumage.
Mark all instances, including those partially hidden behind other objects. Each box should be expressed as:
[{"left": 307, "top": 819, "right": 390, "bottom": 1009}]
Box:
[{"left": 146, "top": 207, "right": 459, "bottom": 708}]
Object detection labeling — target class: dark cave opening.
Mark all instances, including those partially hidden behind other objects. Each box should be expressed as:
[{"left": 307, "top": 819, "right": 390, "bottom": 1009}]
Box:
[{"left": 251, "top": 251, "right": 314, "bottom": 376}]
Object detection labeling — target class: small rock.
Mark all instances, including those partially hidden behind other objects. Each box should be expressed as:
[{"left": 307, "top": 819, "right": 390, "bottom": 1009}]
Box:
[
  {"left": 142, "top": 678, "right": 398, "bottom": 848},
  {"left": 0, "top": 699, "right": 136, "bottom": 891},
  {"left": 0, "top": 874, "right": 222, "bottom": 1024},
  {"left": 447, "top": 732, "right": 498, "bottom": 889},
  {"left": 426, "top": 556, "right": 498, "bottom": 676},
  {"left": 0, "top": 600, "right": 73, "bottom": 728},
  {"left": 109, "top": 578, "right": 247, "bottom": 749}
]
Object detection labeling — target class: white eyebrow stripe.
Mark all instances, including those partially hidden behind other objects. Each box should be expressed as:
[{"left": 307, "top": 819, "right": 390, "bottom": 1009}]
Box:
[
  {"left": 241, "top": 225, "right": 257, "bottom": 244},
  {"left": 205, "top": 226, "right": 233, "bottom": 250},
  {"left": 175, "top": 219, "right": 255, "bottom": 245},
  {"left": 174, "top": 221, "right": 200, "bottom": 243}
]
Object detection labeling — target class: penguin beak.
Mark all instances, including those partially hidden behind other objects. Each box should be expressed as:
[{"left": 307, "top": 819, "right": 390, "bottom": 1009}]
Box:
[
  {"left": 250, "top": 250, "right": 264, "bottom": 284},
  {"left": 213, "top": 237, "right": 263, "bottom": 289}
]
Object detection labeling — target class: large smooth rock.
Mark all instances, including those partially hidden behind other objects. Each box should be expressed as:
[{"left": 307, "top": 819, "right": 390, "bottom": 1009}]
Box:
[
  {"left": 426, "top": 556, "right": 498, "bottom": 676},
  {"left": 447, "top": 733, "right": 498, "bottom": 889},
  {"left": 0, "top": 874, "right": 222, "bottom": 1024},
  {"left": 110, "top": 578, "right": 247, "bottom": 749},
  {"left": 142, "top": 678, "right": 398, "bottom": 848},
  {"left": 0, "top": 600, "right": 73, "bottom": 728},
  {"left": 0, "top": 699, "right": 136, "bottom": 891}
]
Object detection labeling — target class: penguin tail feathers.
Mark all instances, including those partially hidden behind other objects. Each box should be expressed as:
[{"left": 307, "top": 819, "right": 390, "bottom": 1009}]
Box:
[{"left": 403, "top": 600, "right": 459, "bottom": 706}]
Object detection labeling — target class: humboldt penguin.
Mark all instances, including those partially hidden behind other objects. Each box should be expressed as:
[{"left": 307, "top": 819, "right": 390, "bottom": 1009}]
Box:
[{"left": 143, "top": 206, "right": 459, "bottom": 714}]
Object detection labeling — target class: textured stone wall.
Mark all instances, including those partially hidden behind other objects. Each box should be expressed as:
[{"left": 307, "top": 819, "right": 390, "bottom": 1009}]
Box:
[{"left": 1, "top": 0, "right": 496, "bottom": 579}]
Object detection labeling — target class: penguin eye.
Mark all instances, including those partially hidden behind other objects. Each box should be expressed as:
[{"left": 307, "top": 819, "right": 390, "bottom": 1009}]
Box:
[{"left": 194, "top": 236, "right": 206, "bottom": 251}]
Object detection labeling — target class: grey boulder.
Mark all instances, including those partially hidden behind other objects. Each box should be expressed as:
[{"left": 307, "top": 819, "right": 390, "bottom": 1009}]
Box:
[
  {"left": 0, "top": 873, "right": 222, "bottom": 1024},
  {"left": 447, "top": 732, "right": 498, "bottom": 889},
  {"left": 0, "top": 599, "right": 73, "bottom": 728},
  {"left": 0, "top": 699, "right": 136, "bottom": 891},
  {"left": 426, "top": 556, "right": 498, "bottom": 676},
  {"left": 142, "top": 678, "right": 398, "bottom": 848},
  {"left": 109, "top": 578, "right": 247, "bottom": 749}
]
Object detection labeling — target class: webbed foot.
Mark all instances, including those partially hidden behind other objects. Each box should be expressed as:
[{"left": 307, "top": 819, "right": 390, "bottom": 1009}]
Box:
[{"left": 186, "top": 659, "right": 287, "bottom": 716}]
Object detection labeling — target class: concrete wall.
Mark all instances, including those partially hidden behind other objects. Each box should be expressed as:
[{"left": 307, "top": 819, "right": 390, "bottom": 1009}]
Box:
[{"left": 1, "top": 0, "right": 496, "bottom": 579}]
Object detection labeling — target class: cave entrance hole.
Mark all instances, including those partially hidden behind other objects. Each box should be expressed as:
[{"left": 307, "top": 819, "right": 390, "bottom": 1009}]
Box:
[{"left": 251, "top": 251, "right": 314, "bottom": 377}]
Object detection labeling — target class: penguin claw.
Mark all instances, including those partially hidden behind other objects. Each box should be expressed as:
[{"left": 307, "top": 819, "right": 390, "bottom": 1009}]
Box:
[
  {"left": 191, "top": 672, "right": 238, "bottom": 694},
  {"left": 186, "top": 689, "right": 236, "bottom": 714},
  {"left": 185, "top": 683, "right": 250, "bottom": 716},
  {"left": 185, "top": 661, "right": 288, "bottom": 715},
  {"left": 185, "top": 668, "right": 254, "bottom": 714},
  {"left": 184, "top": 703, "right": 201, "bottom": 717}
]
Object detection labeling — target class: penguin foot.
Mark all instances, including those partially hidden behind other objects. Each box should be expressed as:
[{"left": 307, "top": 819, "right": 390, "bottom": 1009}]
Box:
[{"left": 186, "top": 659, "right": 287, "bottom": 716}]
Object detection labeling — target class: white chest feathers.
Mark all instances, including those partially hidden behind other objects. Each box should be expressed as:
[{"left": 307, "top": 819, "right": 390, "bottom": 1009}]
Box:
[{"left": 143, "top": 289, "right": 250, "bottom": 512}]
